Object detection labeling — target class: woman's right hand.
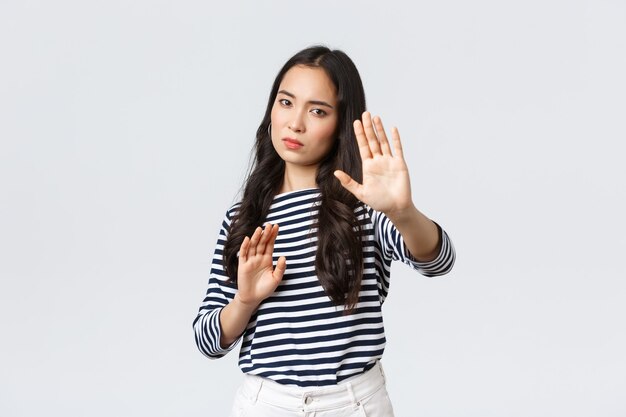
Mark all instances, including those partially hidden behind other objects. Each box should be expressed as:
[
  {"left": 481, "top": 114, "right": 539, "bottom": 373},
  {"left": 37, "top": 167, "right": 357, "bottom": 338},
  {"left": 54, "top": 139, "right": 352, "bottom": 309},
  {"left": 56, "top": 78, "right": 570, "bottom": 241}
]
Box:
[{"left": 236, "top": 223, "right": 287, "bottom": 308}]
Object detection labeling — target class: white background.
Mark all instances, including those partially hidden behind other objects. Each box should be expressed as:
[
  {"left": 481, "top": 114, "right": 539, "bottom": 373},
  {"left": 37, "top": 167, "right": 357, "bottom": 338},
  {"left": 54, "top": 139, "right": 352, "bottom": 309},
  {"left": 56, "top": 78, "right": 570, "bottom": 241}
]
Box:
[{"left": 1, "top": 0, "right": 625, "bottom": 416}]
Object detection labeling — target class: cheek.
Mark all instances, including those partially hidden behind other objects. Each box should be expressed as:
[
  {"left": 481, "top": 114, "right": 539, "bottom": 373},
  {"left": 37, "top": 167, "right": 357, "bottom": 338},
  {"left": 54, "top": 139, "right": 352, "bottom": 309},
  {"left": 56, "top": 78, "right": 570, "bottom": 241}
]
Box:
[
  {"left": 270, "top": 106, "right": 283, "bottom": 142},
  {"left": 317, "top": 120, "right": 338, "bottom": 146},
  {"left": 270, "top": 104, "right": 288, "bottom": 126}
]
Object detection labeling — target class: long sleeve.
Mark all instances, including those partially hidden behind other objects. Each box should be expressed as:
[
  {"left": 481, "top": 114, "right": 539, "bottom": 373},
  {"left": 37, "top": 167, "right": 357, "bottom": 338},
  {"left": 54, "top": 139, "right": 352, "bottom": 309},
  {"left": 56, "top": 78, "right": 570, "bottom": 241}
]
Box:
[
  {"left": 192, "top": 208, "right": 241, "bottom": 359},
  {"left": 192, "top": 189, "right": 455, "bottom": 386},
  {"left": 366, "top": 206, "right": 456, "bottom": 277}
]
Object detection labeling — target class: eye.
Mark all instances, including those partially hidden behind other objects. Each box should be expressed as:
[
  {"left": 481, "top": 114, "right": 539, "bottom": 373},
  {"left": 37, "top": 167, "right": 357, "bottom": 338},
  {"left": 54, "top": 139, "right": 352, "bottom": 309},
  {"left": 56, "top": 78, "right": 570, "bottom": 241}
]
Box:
[
  {"left": 311, "top": 108, "right": 327, "bottom": 116},
  {"left": 278, "top": 98, "right": 291, "bottom": 106}
]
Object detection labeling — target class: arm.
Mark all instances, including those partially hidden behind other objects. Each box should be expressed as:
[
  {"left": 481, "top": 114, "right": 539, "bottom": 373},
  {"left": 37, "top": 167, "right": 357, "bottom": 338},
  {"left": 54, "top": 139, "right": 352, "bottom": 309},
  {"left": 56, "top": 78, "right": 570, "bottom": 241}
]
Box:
[
  {"left": 386, "top": 204, "right": 440, "bottom": 262},
  {"left": 192, "top": 212, "right": 239, "bottom": 358},
  {"left": 367, "top": 205, "right": 455, "bottom": 277},
  {"left": 335, "top": 111, "right": 454, "bottom": 268},
  {"left": 193, "top": 221, "right": 287, "bottom": 356},
  {"left": 218, "top": 224, "right": 286, "bottom": 347}
]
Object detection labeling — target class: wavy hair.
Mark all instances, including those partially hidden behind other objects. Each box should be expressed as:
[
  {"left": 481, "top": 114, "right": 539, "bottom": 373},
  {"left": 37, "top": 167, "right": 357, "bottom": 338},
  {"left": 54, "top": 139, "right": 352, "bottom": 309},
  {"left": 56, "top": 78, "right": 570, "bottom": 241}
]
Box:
[{"left": 223, "top": 45, "right": 367, "bottom": 312}]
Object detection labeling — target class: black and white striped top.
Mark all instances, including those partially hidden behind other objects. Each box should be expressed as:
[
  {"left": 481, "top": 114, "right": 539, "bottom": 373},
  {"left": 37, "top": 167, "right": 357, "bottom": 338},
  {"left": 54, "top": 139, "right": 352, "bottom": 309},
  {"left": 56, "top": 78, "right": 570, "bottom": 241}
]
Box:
[{"left": 193, "top": 188, "right": 455, "bottom": 387}]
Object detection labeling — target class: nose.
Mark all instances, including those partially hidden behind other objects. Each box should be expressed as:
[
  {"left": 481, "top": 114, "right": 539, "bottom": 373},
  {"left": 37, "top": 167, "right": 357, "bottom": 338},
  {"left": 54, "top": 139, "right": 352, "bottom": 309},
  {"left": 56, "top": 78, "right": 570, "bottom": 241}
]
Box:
[{"left": 288, "top": 110, "right": 306, "bottom": 133}]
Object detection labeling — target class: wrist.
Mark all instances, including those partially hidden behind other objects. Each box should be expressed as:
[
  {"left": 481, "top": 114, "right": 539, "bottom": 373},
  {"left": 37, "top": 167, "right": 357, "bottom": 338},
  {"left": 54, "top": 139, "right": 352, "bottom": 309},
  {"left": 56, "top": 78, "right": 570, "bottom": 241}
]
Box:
[
  {"left": 386, "top": 203, "right": 419, "bottom": 226},
  {"left": 233, "top": 293, "right": 260, "bottom": 313}
]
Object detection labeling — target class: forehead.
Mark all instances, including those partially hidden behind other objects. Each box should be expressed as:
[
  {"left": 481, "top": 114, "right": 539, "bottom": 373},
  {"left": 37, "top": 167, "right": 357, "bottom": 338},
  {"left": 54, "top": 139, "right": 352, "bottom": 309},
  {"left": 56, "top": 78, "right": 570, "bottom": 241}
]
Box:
[{"left": 278, "top": 65, "right": 337, "bottom": 103}]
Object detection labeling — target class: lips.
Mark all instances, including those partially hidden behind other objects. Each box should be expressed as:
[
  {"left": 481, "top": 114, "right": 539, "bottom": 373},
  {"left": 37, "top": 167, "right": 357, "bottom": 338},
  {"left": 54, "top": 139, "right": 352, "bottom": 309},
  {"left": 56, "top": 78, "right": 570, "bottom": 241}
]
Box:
[{"left": 282, "top": 137, "right": 303, "bottom": 150}]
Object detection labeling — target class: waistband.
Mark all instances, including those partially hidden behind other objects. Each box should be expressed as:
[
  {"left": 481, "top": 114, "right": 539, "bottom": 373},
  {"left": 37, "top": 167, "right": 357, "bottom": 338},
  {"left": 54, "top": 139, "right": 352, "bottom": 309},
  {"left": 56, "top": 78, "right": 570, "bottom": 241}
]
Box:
[{"left": 239, "top": 361, "right": 387, "bottom": 412}]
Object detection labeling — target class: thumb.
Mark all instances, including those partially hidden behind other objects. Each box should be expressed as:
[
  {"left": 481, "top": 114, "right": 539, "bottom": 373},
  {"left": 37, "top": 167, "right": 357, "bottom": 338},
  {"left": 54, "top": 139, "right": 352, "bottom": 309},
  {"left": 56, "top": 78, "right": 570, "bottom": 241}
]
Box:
[{"left": 334, "top": 170, "right": 362, "bottom": 198}]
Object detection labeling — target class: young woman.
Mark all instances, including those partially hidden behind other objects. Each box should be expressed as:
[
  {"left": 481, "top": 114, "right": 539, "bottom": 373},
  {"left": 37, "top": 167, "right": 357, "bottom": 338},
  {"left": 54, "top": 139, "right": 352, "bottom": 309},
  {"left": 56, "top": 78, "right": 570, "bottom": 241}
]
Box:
[{"left": 193, "top": 45, "right": 455, "bottom": 417}]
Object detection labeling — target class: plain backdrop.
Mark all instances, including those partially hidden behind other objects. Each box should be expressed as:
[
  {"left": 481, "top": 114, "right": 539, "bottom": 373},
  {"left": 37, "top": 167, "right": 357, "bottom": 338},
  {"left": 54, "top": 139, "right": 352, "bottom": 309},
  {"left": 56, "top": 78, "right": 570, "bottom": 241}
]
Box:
[{"left": 1, "top": 0, "right": 625, "bottom": 416}]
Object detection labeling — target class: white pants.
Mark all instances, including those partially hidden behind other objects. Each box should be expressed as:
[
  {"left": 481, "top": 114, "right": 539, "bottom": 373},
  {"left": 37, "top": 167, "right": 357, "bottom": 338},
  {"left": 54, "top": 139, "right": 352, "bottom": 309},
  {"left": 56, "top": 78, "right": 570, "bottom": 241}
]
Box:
[{"left": 229, "top": 361, "right": 395, "bottom": 417}]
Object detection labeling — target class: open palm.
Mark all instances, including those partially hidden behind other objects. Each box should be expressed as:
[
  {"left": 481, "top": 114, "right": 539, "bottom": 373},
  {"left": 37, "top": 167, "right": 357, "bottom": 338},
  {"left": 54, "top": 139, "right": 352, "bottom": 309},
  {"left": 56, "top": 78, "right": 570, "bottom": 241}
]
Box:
[
  {"left": 237, "top": 224, "right": 286, "bottom": 307},
  {"left": 334, "top": 111, "right": 413, "bottom": 214}
]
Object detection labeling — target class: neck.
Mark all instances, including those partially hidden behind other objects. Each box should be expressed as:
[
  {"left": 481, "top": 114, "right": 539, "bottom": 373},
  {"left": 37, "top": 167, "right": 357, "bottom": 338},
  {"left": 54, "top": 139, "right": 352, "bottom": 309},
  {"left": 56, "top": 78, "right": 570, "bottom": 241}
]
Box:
[{"left": 279, "top": 163, "right": 318, "bottom": 193}]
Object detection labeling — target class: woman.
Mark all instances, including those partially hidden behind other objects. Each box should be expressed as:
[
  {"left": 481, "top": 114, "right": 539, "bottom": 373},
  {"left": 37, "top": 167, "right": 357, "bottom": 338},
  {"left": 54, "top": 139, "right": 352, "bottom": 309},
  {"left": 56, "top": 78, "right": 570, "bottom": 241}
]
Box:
[{"left": 193, "top": 45, "right": 455, "bottom": 416}]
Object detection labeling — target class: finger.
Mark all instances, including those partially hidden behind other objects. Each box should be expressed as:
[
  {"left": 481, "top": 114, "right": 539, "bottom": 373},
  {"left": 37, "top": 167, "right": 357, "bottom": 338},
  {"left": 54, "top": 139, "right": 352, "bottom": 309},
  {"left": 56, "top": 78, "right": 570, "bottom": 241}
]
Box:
[
  {"left": 373, "top": 115, "right": 392, "bottom": 156},
  {"left": 248, "top": 227, "right": 262, "bottom": 256},
  {"left": 391, "top": 126, "right": 405, "bottom": 159},
  {"left": 265, "top": 224, "right": 280, "bottom": 255},
  {"left": 353, "top": 119, "right": 372, "bottom": 160},
  {"left": 239, "top": 236, "right": 250, "bottom": 263},
  {"left": 362, "top": 111, "right": 382, "bottom": 156},
  {"left": 273, "top": 256, "right": 287, "bottom": 283},
  {"left": 256, "top": 223, "right": 272, "bottom": 255},
  {"left": 334, "top": 170, "right": 363, "bottom": 199}
]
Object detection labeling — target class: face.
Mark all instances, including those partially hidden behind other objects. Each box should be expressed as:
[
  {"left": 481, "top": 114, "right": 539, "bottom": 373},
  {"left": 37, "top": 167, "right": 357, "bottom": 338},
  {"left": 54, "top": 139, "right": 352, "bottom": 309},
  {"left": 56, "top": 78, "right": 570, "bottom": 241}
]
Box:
[{"left": 270, "top": 65, "right": 339, "bottom": 170}]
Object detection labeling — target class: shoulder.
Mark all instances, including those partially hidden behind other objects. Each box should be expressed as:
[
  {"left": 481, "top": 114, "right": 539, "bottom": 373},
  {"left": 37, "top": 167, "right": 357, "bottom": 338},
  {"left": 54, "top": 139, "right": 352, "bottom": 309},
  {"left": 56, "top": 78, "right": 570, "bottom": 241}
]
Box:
[
  {"left": 225, "top": 201, "right": 242, "bottom": 220},
  {"left": 215, "top": 201, "right": 242, "bottom": 234}
]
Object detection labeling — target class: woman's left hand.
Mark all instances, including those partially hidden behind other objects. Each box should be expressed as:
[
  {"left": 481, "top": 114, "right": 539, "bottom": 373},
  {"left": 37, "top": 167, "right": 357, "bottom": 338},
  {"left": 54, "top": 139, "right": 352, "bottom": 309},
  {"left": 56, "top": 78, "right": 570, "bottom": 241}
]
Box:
[{"left": 334, "top": 111, "right": 414, "bottom": 216}]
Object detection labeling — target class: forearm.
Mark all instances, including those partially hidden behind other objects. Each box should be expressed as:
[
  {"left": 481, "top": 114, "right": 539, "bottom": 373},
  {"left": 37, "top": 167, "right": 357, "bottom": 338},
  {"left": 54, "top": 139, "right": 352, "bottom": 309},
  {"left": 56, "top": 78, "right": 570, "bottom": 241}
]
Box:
[
  {"left": 219, "top": 294, "right": 258, "bottom": 348},
  {"left": 386, "top": 204, "right": 440, "bottom": 262}
]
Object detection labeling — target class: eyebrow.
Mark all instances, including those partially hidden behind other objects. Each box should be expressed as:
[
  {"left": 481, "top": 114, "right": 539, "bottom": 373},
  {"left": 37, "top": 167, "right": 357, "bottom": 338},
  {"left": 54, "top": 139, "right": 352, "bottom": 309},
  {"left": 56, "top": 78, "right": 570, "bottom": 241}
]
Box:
[{"left": 277, "top": 90, "right": 335, "bottom": 109}]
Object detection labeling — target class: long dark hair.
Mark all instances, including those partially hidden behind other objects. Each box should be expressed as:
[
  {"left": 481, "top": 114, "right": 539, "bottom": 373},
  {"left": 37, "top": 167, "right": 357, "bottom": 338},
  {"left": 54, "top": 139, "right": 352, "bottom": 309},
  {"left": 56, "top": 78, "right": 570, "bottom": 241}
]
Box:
[{"left": 223, "top": 45, "right": 367, "bottom": 311}]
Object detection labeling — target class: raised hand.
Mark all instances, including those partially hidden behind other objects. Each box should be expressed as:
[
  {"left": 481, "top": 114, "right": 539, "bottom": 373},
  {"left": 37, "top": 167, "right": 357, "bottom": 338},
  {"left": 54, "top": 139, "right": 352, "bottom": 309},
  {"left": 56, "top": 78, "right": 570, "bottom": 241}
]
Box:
[
  {"left": 334, "top": 111, "right": 414, "bottom": 215},
  {"left": 236, "top": 223, "right": 287, "bottom": 307}
]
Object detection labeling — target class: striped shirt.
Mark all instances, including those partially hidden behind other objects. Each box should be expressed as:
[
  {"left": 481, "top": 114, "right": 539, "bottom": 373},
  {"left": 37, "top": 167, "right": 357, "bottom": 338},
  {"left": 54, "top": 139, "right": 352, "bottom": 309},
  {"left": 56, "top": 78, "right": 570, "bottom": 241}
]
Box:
[{"left": 193, "top": 188, "right": 455, "bottom": 387}]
